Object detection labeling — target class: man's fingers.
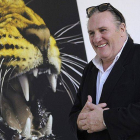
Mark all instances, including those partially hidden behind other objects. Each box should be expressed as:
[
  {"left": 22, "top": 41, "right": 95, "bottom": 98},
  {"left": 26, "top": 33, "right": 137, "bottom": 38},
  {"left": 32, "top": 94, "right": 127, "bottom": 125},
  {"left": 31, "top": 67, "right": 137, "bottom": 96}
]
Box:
[
  {"left": 79, "top": 119, "right": 86, "bottom": 126},
  {"left": 82, "top": 95, "right": 107, "bottom": 112},
  {"left": 86, "top": 102, "right": 97, "bottom": 110},
  {"left": 87, "top": 129, "right": 93, "bottom": 133},
  {"left": 77, "top": 113, "right": 87, "bottom": 130},
  {"left": 82, "top": 101, "right": 91, "bottom": 112},
  {"left": 78, "top": 113, "right": 87, "bottom": 120},
  {"left": 85, "top": 102, "right": 104, "bottom": 111},
  {"left": 103, "top": 108, "right": 110, "bottom": 110},
  {"left": 81, "top": 95, "right": 93, "bottom": 112},
  {"left": 82, "top": 124, "right": 89, "bottom": 130},
  {"left": 87, "top": 95, "right": 92, "bottom": 103},
  {"left": 82, "top": 98, "right": 94, "bottom": 112},
  {"left": 97, "top": 103, "right": 107, "bottom": 108}
]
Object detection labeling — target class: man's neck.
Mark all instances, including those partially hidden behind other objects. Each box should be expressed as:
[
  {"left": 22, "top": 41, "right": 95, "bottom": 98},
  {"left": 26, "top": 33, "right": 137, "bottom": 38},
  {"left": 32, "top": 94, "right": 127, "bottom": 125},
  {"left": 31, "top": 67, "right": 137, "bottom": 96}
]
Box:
[{"left": 102, "top": 60, "right": 114, "bottom": 71}]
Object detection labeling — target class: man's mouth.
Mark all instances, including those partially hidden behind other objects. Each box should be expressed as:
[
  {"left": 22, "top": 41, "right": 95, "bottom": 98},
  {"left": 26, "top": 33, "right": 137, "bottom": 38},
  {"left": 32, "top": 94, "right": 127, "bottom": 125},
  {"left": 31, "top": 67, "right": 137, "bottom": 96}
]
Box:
[{"left": 98, "top": 43, "right": 107, "bottom": 48}]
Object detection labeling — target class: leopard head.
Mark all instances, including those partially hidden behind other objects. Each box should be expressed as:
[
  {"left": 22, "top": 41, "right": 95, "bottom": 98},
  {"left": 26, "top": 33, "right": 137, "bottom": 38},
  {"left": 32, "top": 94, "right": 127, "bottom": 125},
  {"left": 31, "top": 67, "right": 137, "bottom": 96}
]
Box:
[{"left": 0, "top": 0, "right": 61, "bottom": 139}]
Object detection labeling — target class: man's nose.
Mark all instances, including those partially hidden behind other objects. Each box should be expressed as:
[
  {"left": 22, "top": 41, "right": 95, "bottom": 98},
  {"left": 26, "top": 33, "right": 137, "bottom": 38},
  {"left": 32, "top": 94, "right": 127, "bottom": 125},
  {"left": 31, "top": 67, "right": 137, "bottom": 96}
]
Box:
[{"left": 93, "top": 32, "right": 102, "bottom": 44}]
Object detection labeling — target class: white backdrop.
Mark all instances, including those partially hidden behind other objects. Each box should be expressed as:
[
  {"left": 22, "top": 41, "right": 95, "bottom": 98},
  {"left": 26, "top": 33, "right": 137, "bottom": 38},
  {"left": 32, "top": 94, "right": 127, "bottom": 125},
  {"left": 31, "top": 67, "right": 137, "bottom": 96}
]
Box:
[{"left": 76, "top": 0, "right": 140, "bottom": 62}]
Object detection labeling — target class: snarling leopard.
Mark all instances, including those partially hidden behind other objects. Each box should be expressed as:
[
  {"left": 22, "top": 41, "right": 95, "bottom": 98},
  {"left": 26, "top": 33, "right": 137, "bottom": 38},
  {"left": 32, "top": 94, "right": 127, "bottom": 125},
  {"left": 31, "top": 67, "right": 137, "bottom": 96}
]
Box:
[{"left": 0, "top": 0, "right": 61, "bottom": 139}]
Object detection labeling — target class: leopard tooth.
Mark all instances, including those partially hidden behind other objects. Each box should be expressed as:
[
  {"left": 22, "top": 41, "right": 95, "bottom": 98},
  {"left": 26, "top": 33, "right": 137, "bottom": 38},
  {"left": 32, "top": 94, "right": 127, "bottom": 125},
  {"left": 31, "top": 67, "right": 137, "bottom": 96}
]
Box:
[
  {"left": 40, "top": 115, "right": 53, "bottom": 135},
  {"left": 18, "top": 74, "right": 29, "bottom": 101},
  {"left": 46, "top": 115, "right": 53, "bottom": 135},
  {"left": 33, "top": 68, "right": 38, "bottom": 77},
  {"left": 47, "top": 74, "right": 57, "bottom": 92},
  {"left": 22, "top": 117, "right": 31, "bottom": 138},
  {"left": 48, "top": 69, "right": 51, "bottom": 74}
]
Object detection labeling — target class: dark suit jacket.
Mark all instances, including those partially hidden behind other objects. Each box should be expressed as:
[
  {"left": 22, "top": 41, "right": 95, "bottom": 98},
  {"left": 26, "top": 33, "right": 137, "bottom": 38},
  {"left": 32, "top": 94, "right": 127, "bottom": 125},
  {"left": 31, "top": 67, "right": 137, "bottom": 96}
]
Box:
[{"left": 69, "top": 38, "right": 140, "bottom": 140}]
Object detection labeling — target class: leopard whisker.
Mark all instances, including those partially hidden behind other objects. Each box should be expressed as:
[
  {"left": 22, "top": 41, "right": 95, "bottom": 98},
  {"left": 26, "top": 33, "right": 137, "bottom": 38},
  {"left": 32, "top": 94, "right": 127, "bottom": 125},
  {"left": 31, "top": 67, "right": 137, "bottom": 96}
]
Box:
[
  {"left": 25, "top": 0, "right": 34, "bottom": 5},
  {"left": 67, "top": 37, "right": 83, "bottom": 43},
  {"left": 1, "top": 59, "right": 17, "bottom": 82},
  {"left": 54, "top": 22, "right": 80, "bottom": 37},
  {"left": 61, "top": 69, "right": 79, "bottom": 87},
  {"left": 61, "top": 64, "right": 66, "bottom": 70},
  {"left": 9, "top": 58, "right": 13, "bottom": 62},
  {"left": 0, "top": 59, "right": 4, "bottom": 86},
  {"left": 55, "top": 34, "right": 82, "bottom": 41},
  {"left": 0, "top": 68, "right": 11, "bottom": 130},
  {"left": 0, "top": 59, "right": 4, "bottom": 69},
  {"left": 8, "top": 66, "right": 17, "bottom": 81},
  {"left": 58, "top": 41, "right": 84, "bottom": 45},
  {"left": 61, "top": 53, "right": 87, "bottom": 64},
  {"left": 61, "top": 62, "right": 82, "bottom": 77},
  {"left": 61, "top": 57, "right": 85, "bottom": 69},
  {"left": 58, "top": 37, "right": 83, "bottom": 45},
  {"left": 54, "top": 24, "right": 74, "bottom": 37},
  {"left": 0, "top": 69, "right": 2, "bottom": 87},
  {"left": 58, "top": 42, "right": 76, "bottom": 45},
  {"left": 1, "top": 68, "right": 11, "bottom": 94},
  {"left": 59, "top": 74, "right": 74, "bottom": 104},
  {"left": 60, "top": 69, "right": 78, "bottom": 98},
  {"left": 70, "top": 41, "right": 84, "bottom": 44},
  {"left": 55, "top": 21, "right": 80, "bottom": 38},
  {"left": 0, "top": 69, "right": 2, "bottom": 109}
]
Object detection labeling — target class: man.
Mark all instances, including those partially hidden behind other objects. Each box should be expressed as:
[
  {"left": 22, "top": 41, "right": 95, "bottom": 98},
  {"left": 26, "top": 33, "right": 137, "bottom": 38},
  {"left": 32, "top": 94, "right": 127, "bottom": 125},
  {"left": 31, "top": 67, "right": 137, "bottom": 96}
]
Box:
[{"left": 69, "top": 3, "right": 140, "bottom": 140}]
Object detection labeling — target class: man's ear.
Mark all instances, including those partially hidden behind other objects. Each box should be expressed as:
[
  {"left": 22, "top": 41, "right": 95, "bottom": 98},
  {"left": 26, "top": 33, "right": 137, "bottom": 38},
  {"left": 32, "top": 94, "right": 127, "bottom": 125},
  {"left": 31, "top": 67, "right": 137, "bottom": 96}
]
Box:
[{"left": 120, "top": 23, "right": 126, "bottom": 37}]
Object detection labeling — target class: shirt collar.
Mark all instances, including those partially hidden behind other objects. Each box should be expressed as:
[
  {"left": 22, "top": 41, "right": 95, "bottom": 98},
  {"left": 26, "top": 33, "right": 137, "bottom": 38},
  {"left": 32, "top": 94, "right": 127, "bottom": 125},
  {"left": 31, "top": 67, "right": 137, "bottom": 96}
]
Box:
[{"left": 92, "top": 37, "right": 128, "bottom": 72}]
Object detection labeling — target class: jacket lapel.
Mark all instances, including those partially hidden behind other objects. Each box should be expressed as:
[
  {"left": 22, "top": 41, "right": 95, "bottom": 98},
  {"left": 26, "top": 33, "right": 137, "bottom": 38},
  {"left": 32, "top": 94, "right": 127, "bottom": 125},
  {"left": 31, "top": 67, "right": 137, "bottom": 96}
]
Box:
[
  {"left": 87, "top": 65, "right": 98, "bottom": 104},
  {"left": 99, "top": 38, "right": 134, "bottom": 103},
  {"left": 99, "top": 61, "right": 125, "bottom": 103}
]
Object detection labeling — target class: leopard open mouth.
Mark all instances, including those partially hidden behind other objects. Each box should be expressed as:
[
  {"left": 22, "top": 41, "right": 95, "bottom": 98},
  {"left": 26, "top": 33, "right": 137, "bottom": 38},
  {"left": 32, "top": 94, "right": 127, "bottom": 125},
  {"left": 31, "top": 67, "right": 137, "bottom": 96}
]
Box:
[
  {"left": 0, "top": 63, "right": 59, "bottom": 139},
  {"left": 0, "top": 24, "right": 61, "bottom": 139}
]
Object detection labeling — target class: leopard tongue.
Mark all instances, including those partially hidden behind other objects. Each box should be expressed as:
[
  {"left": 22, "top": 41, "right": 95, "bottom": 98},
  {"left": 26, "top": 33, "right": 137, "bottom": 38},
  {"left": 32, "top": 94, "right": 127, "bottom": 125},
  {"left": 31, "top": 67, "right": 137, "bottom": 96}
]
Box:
[{"left": 18, "top": 74, "right": 29, "bottom": 101}]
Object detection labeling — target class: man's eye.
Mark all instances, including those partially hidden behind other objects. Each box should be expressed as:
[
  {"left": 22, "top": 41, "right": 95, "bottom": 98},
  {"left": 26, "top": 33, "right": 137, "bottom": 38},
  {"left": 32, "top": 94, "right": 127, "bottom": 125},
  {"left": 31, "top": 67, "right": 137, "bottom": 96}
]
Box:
[
  {"left": 89, "top": 32, "right": 94, "bottom": 36},
  {"left": 100, "top": 29, "right": 106, "bottom": 32}
]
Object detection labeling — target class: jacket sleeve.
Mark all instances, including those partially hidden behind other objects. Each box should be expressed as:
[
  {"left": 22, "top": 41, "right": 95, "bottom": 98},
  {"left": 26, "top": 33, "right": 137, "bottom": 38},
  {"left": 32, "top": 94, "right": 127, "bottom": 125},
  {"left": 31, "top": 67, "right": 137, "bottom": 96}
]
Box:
[
  {"left": 103, "top": 45, "right": 140, "bottom": 140},
  {"left": 103, "top": 102, "right": 140, "bottom": 140}
]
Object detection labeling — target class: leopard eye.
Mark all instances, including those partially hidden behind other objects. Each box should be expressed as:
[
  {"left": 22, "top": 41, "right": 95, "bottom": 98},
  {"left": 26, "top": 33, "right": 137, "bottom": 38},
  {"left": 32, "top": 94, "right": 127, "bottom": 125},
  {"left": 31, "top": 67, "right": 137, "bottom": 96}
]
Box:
[{"left": 25, "top": 34, "right": 40, "bottom": 46}]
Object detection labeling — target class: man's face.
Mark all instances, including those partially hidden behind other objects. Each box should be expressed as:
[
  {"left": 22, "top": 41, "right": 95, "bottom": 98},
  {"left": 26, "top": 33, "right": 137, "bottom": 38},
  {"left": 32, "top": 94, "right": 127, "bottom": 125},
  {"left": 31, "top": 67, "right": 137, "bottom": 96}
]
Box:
[{"left": 88, "top": 11, "right": 126, "bottom": 64}]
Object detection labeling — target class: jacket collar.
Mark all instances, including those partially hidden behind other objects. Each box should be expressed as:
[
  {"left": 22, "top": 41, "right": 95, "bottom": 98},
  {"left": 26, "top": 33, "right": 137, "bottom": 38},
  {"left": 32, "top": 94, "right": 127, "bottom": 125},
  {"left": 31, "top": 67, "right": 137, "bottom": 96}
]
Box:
[{"left": 99, "top": 37, "right": 135, "bottom": 103}]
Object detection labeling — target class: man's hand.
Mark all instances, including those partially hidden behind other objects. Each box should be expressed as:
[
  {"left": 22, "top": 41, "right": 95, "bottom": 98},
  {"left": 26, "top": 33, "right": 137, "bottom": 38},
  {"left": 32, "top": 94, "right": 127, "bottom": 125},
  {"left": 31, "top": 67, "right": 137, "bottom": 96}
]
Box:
[
  {"left": 77, "top": 95, "right": 108, "bottom": 131},
  {"left": 77, "top": 95, "right": 92, "bottom": 130},
  {"left": 81, "top": 104, "right": 108, "bottom": 133}
]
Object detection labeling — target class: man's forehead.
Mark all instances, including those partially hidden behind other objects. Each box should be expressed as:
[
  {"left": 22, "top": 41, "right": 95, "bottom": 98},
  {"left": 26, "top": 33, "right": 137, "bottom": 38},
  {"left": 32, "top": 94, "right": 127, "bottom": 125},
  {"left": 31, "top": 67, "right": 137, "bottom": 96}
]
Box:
[
  {"left": 88, "top": 11, "right": 115, "bottom": 29},
  {"left": 89, "top": 11, "right": 114, "bottom": 21}
]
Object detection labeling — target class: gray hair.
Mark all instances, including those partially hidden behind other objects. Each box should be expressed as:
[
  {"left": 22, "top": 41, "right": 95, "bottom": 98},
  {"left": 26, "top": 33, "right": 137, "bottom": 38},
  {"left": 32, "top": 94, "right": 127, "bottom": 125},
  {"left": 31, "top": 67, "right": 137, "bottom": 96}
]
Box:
[{"left": 88, "top": 6, "right": 125, "bottom": 27}]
